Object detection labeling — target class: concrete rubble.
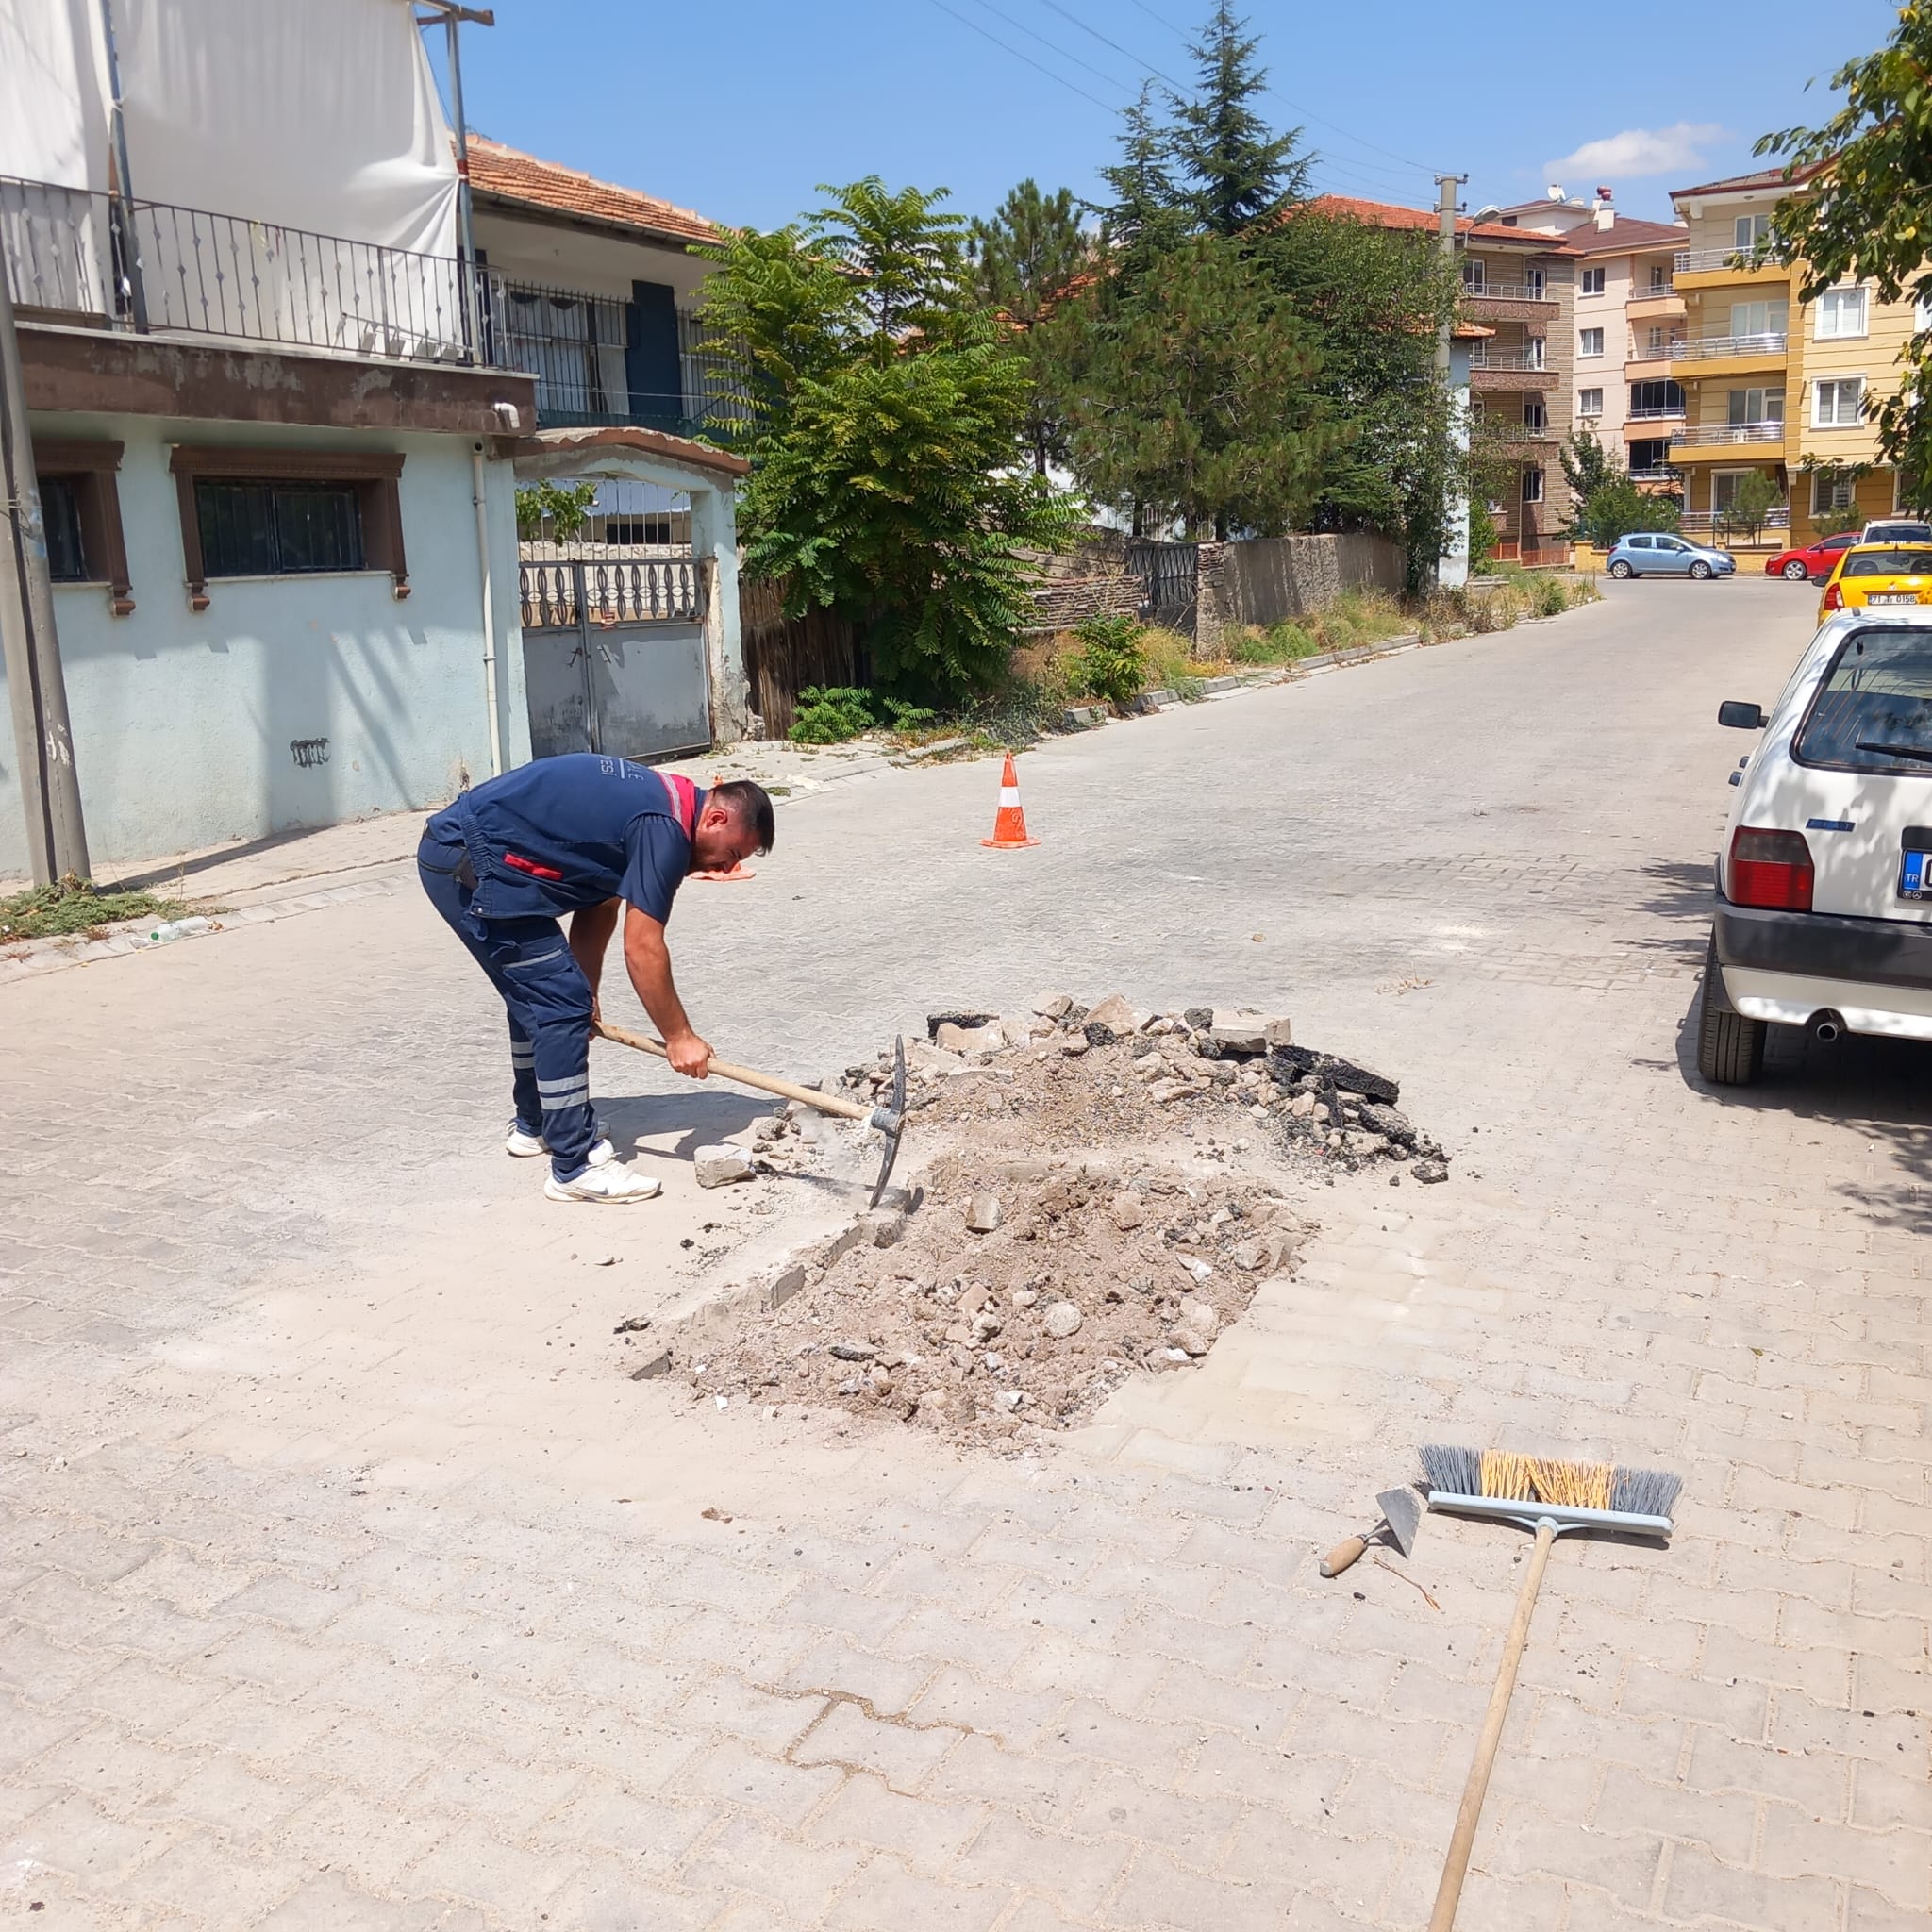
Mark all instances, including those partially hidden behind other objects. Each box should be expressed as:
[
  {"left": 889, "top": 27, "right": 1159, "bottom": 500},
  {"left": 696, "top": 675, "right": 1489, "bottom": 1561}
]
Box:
[{"left": 658, "top": 992, "right": 1446, "bottom": 1444}]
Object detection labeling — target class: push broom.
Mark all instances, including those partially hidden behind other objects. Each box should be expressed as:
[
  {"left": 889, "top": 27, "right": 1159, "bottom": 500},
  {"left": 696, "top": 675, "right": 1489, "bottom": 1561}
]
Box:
[{"left": 1418, "top": 1444, "right": 1682, "bottom": 1932}]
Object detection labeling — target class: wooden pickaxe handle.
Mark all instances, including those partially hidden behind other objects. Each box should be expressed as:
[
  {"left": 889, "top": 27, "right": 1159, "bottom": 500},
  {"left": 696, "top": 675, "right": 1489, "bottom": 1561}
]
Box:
[{"left": 592, "top": 1019, "right": 873, "bottom": 1123}]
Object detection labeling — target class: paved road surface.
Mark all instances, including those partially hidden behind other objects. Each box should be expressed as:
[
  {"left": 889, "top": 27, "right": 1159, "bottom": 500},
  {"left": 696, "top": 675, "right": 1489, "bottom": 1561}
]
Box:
[{"left": 3, "top": 577, "right": 1927, "bottom": 1930}]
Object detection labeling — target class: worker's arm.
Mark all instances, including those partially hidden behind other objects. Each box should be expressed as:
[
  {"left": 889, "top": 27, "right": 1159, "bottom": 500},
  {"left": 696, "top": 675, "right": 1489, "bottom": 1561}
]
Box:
[
  {"left": 622, "top": 903, "right": 711, "bottom": 1077},
  {"left": 568, "top": 898, "right": 622, "bottom": 1014}
]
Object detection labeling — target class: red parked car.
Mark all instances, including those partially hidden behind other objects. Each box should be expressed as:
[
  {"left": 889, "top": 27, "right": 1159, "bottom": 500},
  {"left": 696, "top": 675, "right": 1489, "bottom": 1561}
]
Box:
[{"left": 1764, "top": 530, "right": 1860, "bottom": 582}]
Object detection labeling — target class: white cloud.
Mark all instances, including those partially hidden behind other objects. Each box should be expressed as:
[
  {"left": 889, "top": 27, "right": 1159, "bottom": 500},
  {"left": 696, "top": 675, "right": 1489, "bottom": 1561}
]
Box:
[{"left": 1543, "top": 123, "right": 1725, "bottom": 183}]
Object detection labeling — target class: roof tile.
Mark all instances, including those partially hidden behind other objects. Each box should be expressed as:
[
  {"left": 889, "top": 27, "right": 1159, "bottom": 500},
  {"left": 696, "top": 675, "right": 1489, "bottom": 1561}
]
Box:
[{"left": 467, "top": 137, "right": 724, "bottom": 247}]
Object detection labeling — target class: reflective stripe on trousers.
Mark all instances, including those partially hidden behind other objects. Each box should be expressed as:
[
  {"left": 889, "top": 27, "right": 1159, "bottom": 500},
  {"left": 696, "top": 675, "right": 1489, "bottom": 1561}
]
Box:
[{"left": 418, "top": 837, "right": 599, "bottom": 1179}]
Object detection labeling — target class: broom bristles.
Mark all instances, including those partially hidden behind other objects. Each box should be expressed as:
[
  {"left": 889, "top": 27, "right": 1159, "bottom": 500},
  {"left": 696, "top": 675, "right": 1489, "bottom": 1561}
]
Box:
[{"left": 1421, "top": 1442, "right": 1680, "bottom": 1519}]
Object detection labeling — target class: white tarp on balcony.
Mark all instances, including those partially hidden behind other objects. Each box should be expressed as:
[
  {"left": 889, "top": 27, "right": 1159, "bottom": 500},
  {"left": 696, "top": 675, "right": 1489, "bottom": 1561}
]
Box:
[{"left": 0, "top": 0, "right": 458, "bottom": 258}]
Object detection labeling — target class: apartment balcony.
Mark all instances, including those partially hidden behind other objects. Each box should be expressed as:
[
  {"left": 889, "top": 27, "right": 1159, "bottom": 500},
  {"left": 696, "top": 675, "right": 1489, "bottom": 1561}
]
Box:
[
  {"left": 1672, "top": 247, "right": 1790, "bottom": 289},
  {"left": 2, "top": 172, "right": 477, "bottom": 365},
  {"left": 1624, "top": 408, "right": 1685, "bottom": 439},
  {"left": 1668, "top": 421, "right": 1787, "bottom": 463},
  {"left": 1671, "top": 331, "right": 1788, "bottom": 367},
  {"left": 487, "top": 275, "right": 747, "bottom": 438},
  {"left": 1626, "top": 289, "right": 1685, "bottom": 323},
  {"left": 1468, "top": 346, "right": 1557, "bottom": 392},
  {"left": 1479, "top": 419, "right": 1561, "bottom": 449},
  {"left": 1460, "top": 283, "right": 1559, "bottom": 325}
]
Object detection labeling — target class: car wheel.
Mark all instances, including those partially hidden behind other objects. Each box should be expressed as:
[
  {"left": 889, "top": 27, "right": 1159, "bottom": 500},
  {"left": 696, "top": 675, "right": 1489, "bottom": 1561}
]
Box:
[
  {"left": 1783, "top": 559, "right": 1809, "bottom": 580},
  {"left": 1697, "top": 936, "right": 1765, "bottom": 1086},
  {"left": 1690, "top": 559, "right": 1713, "bottom": 580},
  {"left": 1608, "top": 559, "right": 1633, "bottom": 579}
]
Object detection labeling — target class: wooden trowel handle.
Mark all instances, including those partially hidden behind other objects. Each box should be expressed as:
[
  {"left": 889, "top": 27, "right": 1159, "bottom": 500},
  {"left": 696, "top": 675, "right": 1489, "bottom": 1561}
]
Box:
[
  {"left": 593, "top": 1019, "right": 871, "bottom": 1122},
  {"left": 1320, "top": 1535, "right": 1368, "bottom": 1578}
]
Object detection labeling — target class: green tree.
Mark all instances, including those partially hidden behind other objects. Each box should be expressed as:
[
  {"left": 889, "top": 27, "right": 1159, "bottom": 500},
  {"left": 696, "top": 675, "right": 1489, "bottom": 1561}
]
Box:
[
  {"left": 1756, "top": 8, "right": 1932, "bottom": 502},
  {"left": 1578, "top": 476, "right": 1681, "bottom": 546},
  {"left": 1558, "top": 430, "right": 1619, "bottom": 513},
  {"left": 513, "top": 478, "right": 599, "bottom": 543},
  {"left": 1718, "top": 470, "right": 1784, "bottom": 543},
  {"left": 1264, "top": 208, "right": 1462, "bottom": 571},
  {"left": 1066, "top": 230, "right": 1328, "bottom": 540},
  {"left": 693, "top": 179, "right": 1080, "bottom": 703},
  {"left": 967, "top": 180, "right": 1091, "bottom": 475},
  {"left": 1169, "top": 4, "right": 1307, "bottom": 238}
]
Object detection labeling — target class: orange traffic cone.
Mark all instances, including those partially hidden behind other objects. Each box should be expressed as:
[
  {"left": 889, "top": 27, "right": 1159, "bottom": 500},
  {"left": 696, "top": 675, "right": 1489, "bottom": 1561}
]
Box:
[
  {"left": 981, "top": 754, "right": 1040, "bottom": 849},
  {"left": 693, "top": 772, "right": 757, "bottom": 881}
]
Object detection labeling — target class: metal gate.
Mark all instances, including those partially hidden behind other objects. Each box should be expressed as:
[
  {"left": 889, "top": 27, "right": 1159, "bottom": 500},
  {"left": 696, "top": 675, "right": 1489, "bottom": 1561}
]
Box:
[
  {"left": 1124, "top": 540, "right": 1199, "bottom": 634},
  {"left": 519, "top": 558, "right": 711, "bottom": 762}
]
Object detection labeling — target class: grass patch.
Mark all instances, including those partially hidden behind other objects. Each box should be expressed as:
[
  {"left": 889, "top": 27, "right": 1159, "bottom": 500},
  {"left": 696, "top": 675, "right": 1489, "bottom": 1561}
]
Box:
[{"left": 1, "top": 875, "right": 189, "bottom": 943}]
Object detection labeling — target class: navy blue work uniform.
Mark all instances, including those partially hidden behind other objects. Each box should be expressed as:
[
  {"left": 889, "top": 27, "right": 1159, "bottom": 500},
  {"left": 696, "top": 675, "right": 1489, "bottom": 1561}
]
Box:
[{"left": 417, "top": 755, "right": 703, "bottom": 1179}]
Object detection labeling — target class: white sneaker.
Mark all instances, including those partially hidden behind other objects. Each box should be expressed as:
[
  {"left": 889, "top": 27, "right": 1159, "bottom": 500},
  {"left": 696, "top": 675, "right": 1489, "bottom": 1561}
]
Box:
[
  {"left": 508, "top": 1123, "right": 615, "bottom": 1166},
  {"left": 544, "top": 1163, "right": 661, "bottom": 1204}
]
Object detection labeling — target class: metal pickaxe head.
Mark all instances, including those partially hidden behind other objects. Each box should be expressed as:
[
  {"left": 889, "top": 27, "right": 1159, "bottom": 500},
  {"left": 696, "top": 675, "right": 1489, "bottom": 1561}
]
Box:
[{"left": 864, "top": 1035, "right": 908, "bottom": 1208}]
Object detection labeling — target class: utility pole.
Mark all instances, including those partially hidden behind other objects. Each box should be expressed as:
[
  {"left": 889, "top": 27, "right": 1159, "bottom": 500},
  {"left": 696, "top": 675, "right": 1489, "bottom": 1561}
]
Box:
[
  {"left": 1433, "top": 172, "right": 1468, "bottom": 378},
  {"left": 0, "top": 264, "right": 91, "bottom": 884}
]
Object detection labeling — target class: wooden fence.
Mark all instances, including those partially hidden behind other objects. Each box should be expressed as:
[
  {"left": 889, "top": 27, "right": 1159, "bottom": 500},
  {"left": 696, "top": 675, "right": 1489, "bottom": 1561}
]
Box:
[{"left": 739, "top": 575, "right": 862, "bottom": 740}]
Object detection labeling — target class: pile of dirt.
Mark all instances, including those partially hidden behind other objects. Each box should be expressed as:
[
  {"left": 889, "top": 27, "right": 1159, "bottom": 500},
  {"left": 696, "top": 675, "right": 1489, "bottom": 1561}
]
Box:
[
  {"left": 665, "top": 992, "right": 1444, "bottom": 1446},
  {"left": 679, "top": 1149, "right": 1309, "bottom": 1444}
]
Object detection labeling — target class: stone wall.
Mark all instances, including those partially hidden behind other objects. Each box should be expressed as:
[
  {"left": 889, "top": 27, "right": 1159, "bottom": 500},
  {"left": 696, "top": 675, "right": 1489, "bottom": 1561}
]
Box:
[{"left": 1194, "top": 533, "right": 1407, "bottom": 652}]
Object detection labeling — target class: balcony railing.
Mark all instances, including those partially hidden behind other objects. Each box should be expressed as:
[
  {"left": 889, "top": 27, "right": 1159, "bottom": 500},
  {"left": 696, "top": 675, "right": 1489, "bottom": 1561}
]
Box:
[
  {"left": 1467, "top": 346, "right": 1548, "bottom": 372},
  {"left": 1673, "top": 332, "right": 1788, "bottom": 361},
  {"left": 486, "top": 274, "right": 751, "bottom": 439},
  {"left": 2, "top": 173, "right": 473, "bottom": 364},
  {"left": 1681, "top": 507, "right": 1790, "bottom": 535},
  {"left": 1628, "top": 466, "right": 1682, "bottom": 483},
  {"left": 1628, "top": 405, "right": 1687, "bottom": 420},
  {"left": 1674, "top": 247, "right": 1781, "bottom": 275},
  {"left": 1630, "top": 340, "right": 1683, "bottom": 361},
  {"left": 1671, "top": 422, "right": 1786, "bottom": 446},
  {"left": 1461, "top": 281, "right": 1557, "bottom": 304},
  {"left": 1483, "top": 419, "right": 1558, "bottom": 441}
]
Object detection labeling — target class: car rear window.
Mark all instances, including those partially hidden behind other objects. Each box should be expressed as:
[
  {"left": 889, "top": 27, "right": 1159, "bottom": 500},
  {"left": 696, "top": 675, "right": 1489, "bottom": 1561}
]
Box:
[
  {"left": 1843, "top": 549, "right": 1932, "bottom": 576},
  {"left": 1796, "top": 627, "right": 1932, "bottom": 774}
]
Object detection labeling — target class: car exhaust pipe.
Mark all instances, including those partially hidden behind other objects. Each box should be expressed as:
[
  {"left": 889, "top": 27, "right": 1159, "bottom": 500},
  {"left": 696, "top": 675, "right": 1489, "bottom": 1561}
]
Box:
[{"left": 1812, "top": 1011, "right": 1844, "bottom": 1043}]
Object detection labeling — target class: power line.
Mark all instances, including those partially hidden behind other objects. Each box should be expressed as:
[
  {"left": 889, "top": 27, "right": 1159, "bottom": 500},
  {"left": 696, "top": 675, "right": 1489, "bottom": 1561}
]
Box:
[
  {"left": 1035, "top": 0, "right": 1189, "bottom": 92},
  {"left": 1122, "top": 0, "right": 1188, "bottom": 32},
  {"left": 922, "top": 0, "right": 1119, "bottom": 111},
  {"left": 1265, "top": 88, "right": 1442, "bottom": 176},
  {"left": 958, "top": 0, "right": 1138, "bottom": 93}
]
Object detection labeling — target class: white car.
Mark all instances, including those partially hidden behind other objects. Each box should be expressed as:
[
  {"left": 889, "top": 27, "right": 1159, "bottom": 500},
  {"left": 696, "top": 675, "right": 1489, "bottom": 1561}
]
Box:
[{"left": 1702, "top": 609, "right": 1932, "bottom": 1083}]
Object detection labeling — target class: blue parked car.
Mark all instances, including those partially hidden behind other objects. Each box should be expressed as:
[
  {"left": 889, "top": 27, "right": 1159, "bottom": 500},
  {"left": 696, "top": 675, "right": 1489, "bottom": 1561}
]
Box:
[{"left": 1605, "top": 533, "right": 1738, "bottom": 580}]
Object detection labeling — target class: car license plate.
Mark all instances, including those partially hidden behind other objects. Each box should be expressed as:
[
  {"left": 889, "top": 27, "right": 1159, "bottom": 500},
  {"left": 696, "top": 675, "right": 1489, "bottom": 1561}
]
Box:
[
  {"left": 1901, "top": 850, "right": 1932, "bottom": 899},
  {"left": 1869, "top": 592, "right": 1921, "bottom": 605}
]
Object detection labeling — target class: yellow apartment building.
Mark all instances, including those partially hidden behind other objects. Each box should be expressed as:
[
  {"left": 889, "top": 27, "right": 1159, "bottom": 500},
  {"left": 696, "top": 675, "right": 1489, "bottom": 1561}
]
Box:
[{"left": 1668, "top": 160, "right": 1919, "bottom": 545}]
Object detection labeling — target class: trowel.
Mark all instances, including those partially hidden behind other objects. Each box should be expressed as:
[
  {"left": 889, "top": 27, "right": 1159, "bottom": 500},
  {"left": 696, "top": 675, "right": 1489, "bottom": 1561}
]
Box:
[{"left": 1319, "top": 1486, "right": 1423, "bottom": 1578}]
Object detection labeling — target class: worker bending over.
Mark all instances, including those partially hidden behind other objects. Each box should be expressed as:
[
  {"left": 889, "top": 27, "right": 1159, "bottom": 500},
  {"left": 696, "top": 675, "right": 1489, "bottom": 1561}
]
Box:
[{"left": 418, "top": 754, "right": 774, "bottom": 1202}]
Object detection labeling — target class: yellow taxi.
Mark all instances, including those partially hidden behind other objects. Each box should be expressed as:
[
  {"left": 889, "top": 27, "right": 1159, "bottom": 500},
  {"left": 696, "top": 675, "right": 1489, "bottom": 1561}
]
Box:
[{"left": 1818, "top": 541, "right": 1932, "bottom": 622}]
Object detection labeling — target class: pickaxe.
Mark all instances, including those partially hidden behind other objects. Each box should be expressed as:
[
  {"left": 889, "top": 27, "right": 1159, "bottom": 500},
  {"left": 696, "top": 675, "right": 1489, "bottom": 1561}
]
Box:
[{"left": 594, "top": 1021, "right": 908, "bottom": 1208}]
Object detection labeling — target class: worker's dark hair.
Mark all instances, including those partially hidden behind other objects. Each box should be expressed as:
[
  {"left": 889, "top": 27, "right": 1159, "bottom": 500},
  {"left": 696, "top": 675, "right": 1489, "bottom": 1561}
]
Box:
[{"left": 712, "top": 778, "right": 775, "bottom": 855}]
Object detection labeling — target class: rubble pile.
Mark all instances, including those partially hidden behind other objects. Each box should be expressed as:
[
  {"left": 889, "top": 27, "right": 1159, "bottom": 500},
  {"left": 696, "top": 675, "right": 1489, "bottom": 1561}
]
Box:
[
  {"left": 855, "top": 992, "right": 1450, "bottom": 1185},
  {"left": 662, "top": 992, "right": 1445, "bottom": 1446},
  {"left": 677, "top": 1151, "right": 1311, "bottom": 1443}
]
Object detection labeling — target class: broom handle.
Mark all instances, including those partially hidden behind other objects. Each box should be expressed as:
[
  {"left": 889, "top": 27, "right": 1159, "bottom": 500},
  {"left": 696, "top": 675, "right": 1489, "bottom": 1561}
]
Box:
[{"left": 1428, "top": 1518, "right": 1557, "bottom": 1932}]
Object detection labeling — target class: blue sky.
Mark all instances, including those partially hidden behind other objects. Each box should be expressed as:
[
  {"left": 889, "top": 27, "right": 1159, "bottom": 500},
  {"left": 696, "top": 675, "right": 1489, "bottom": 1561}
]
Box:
[{"left": 434, "top": 1, "right": 1895, "bottom": 233}]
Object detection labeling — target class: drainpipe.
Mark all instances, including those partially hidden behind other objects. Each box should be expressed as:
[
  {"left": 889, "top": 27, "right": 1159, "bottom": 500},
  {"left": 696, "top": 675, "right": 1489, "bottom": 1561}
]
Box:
[{"left": 472, "top": 443, "right": 503, "bottom": 777}]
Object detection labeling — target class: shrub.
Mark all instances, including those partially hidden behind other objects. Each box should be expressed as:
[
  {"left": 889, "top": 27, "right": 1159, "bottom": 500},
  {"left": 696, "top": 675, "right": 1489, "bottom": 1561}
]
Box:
[
  {"left": 881, "top": 697, "right": 938, "bottom": 733},
  {"left": 1528, "top": 574, "right": 1570, "bottom": 617},
  {"left": 789, "top": 686, "right": 874, "bottom": 743},
  {"left": 1069, "top": 613, "right": 1146, "bottom": 708}
]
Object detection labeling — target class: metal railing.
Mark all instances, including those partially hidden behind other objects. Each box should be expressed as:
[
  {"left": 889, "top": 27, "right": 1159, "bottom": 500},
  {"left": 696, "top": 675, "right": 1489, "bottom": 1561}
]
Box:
[
  {"left": 1671, "top": 422, "right": 1786, "bottom": 447},
  {"left": 1461, "top": 281, "right": 1558, "bottom": 304},
  {"left": 1628, "top": 466, "right": 1682, "bottom": 483},
  {"left": 1628, "top": 404, "right": 1687, "bottom": 420},
  {"left": 2, "top": 173, "right": 473, "bottom": 363},
  {"left": 486, "top": 275, "right": 751, "bottom": 438},
  {"left": 1674, "top": 246, "right": 1782, "bottom": 275},
  {"left": 1485, "top": 420, "right": 1558, "bottom": 441},
  {"left": 1681, "top": 507, "right": 1790, "bottom": 535},
  {"left": 520, "top": 557, "right": 707, "bottom": 628},
  {"left": 1629, "top": 340, "right": 1682, "bottom": 360},
  {"left": 1673, "top": 332, "right": 1788, "bottom": 361},
  {"left": 1467, "top": 346, "right": 1549, "bottom": 372}
]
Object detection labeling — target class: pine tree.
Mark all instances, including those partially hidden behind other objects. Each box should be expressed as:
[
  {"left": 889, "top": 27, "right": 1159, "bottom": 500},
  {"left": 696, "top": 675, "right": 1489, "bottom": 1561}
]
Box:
[
  {"left": 1068, "top": 231, "right": 1329, "bottom": 540},
  {"left": 1169, "top": 4, "right": 1307, "bottom": 238},
  {"left": 967, "top": 181, "right": 1091, "bottom": 474}
]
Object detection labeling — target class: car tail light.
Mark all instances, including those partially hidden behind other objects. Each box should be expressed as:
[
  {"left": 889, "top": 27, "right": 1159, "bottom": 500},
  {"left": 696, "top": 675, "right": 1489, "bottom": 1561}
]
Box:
[
  {"left": 1729, "top": 826, "right": 1814, "bottom": 910},
  {"left": 1823, "top": 581, "right": 1843, "bottom": 610}
]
